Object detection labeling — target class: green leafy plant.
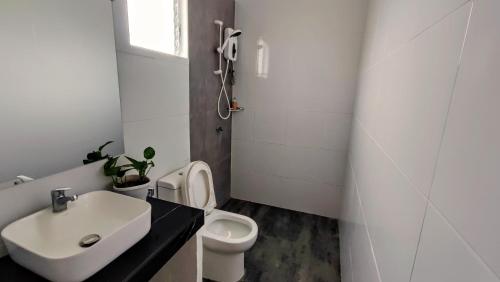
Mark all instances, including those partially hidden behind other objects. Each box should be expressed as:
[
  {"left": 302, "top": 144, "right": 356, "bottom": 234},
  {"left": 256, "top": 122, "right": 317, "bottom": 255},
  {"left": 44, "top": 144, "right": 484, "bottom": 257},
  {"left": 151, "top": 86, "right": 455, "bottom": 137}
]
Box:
[
  {"left": 104, "top": 147, "right": 155, "bottom": 188},
  {"left": 83, "top": 141, "right": 114, "bottom": 165}
]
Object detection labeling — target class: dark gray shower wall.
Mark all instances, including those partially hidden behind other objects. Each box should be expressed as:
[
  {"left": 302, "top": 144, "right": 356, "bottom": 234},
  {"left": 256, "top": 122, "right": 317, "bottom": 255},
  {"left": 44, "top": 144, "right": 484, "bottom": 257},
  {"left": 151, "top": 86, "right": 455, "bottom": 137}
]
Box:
[{"left": 189, "top": 0, "right": 235, "bottom": 207}]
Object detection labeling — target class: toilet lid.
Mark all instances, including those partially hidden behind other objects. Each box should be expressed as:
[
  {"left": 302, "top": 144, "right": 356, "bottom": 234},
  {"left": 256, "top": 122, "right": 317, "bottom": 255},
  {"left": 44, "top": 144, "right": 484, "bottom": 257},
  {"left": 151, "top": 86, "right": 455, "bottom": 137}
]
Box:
[{"left": 184, "top": 161, "right": 216, "bottom": 214}]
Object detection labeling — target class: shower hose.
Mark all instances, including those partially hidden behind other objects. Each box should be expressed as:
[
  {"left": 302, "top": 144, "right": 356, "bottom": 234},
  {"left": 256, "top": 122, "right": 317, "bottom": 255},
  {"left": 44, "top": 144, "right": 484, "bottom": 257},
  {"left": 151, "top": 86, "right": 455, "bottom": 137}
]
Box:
[{"left": 217, "top": 59, "right": 232, "bottom": 120}]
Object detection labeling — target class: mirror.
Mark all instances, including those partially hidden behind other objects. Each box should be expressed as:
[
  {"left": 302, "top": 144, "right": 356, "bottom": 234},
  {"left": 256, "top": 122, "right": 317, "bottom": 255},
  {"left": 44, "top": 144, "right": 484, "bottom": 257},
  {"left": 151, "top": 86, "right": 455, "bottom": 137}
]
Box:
[{"left": 0, "top": 0, "right": 124, "bottom": 188}]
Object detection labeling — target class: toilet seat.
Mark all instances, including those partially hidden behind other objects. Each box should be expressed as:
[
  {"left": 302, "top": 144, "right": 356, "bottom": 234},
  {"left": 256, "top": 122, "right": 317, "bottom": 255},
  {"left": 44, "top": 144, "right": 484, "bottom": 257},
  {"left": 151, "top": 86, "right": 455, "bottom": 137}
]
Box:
[{"left": 183, "top": 161, "right": 216, "bottom": 214}]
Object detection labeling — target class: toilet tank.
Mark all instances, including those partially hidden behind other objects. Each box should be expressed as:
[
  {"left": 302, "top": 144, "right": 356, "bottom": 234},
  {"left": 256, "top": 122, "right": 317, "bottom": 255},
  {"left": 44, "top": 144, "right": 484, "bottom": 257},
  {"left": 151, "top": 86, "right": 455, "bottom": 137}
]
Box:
[{"left": 157, "top": 168, "right": 186, "bottom": 204}]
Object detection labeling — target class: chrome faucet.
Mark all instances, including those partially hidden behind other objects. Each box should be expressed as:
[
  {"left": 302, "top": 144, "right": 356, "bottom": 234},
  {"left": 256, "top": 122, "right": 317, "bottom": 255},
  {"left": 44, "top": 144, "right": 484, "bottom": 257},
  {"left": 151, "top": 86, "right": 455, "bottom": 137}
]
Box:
[{"left": 51, "top": 188, "right": 78, "bottom": 213}]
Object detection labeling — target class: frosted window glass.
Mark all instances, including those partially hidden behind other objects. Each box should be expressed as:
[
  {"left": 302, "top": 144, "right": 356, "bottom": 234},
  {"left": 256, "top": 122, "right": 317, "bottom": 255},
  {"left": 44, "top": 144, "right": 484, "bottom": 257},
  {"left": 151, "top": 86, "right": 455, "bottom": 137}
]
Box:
[{"left": 127, "top": 0, "right": 177, "bottom": 55}]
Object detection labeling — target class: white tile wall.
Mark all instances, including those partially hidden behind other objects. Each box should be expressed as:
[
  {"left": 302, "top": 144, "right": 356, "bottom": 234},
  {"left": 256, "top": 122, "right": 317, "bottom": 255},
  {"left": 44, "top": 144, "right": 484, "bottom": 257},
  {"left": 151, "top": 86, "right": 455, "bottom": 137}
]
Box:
[
  {"left": 285, "top": 110, "right": 324, "bottom": 148},
  {"left": 321, "top": 113, "right": 353, "bottom": 151},
  {"left": 381, "top": 0, "right": 468, "bottom": 56},
  {"left": 375, "top": 3, "right": 470, "bottom": 196},
  {"left": 349, "top": 179, "right": 382, "bottom": 282},
  {"left": 231, "top": 105, "right": 255, "bottom": 141},
  {"left": 280, "top": 146, "right": 317, "bottom": 180},
  {"left": 352, "top": 124, "right": 427, "bottom": 282},
  {"left": 341, "top": 0, "right": 500, "bottom": 281},
  {"left": 339, "top": 167, "right": 357, "bottom": 282},
  {"left": 231, "top": 0, "right": 368, "bottom": 218},
  {"left": 252, "top": 142, "right": 286, "bottom": 177},
  {"left": 429, "top": 0, "right": 500, "bottom": 276},
  {"left": 253, "top": 105, "right": 287, "bottom": 145},
  {"left": 354, "top": 66, "right": 383, "bottom": 136},
  {"left": 280, "top": 178, "right": 341, "bottom": 218},
  {"left": 358, "top": 0, "right": 388, "bottom": 70},
  {"left": 232, "top": 143, "right": 344, "bottom": 218},
  {"left": 411, "top": 206, "right": 498, "bottom": 282}
]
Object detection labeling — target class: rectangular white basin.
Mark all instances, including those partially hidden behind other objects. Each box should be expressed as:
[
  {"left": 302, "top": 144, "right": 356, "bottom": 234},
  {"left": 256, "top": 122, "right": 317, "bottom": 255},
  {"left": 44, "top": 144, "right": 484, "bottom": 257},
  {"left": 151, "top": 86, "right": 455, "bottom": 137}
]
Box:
[{"left": 1, "top": 190, "right": 151, "bottom": 282}]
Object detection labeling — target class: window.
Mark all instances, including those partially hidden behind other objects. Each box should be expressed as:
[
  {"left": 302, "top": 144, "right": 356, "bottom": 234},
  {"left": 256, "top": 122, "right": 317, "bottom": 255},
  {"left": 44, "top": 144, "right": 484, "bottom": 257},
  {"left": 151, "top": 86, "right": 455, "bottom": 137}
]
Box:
[{"left": 127, "top": 0, "right": 187, "bottom": 57}]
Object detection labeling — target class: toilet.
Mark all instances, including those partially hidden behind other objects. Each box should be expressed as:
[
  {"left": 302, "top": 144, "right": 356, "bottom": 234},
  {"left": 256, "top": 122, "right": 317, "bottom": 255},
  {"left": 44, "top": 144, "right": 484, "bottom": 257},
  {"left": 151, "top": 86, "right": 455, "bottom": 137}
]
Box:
[{"left": 158, "top": 161, "right": 258, "bottom": 282}]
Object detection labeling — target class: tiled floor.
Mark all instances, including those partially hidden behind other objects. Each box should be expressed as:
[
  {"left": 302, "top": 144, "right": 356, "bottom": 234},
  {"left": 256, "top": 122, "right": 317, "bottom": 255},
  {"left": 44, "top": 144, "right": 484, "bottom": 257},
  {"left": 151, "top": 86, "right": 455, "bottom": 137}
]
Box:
[{"left": 212, "top": 198, "right": 341, "bottom": 282}]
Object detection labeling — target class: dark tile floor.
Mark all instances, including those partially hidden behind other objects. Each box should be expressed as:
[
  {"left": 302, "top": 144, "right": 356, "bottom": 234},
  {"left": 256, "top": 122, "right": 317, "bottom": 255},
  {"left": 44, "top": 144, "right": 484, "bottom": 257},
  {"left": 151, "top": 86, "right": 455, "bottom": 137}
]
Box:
[{"left": 212, "top": 198, "right": 341, "bottom": 282}]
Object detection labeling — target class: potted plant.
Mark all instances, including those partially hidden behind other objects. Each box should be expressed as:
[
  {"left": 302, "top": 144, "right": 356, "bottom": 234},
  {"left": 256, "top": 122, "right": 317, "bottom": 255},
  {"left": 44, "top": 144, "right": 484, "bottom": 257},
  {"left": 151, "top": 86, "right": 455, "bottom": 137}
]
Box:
[{"left": 104, "top": 147, "right": 155, "bottom": 200}]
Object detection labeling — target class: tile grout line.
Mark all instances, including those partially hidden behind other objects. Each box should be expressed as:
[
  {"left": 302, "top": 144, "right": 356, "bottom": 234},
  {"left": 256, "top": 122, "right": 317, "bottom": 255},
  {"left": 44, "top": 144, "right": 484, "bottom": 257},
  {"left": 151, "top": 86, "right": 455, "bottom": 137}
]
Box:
[
  {"left": 424, "top": 0, "right": 473, "bottom": 221},
  {"left": 407, "top": 201, "right": 429, "bottom": 282},
  {"left": 123, "top": 113, "right": 189, "bottom": 124},
  {"left": 354, "top": 118, "right": 428, "bottom": 201},
  {"left": 425, "top": 197, "right": 500, "bottom": 280},
  {"left": 360, "top": 0, "right": 474, "bottom": 74},
  {"left": 348, "top": 160, "right": 383, "bottom": 282},
  {"left": 408, "top": 1, "right": 475, "bottom": 281}
]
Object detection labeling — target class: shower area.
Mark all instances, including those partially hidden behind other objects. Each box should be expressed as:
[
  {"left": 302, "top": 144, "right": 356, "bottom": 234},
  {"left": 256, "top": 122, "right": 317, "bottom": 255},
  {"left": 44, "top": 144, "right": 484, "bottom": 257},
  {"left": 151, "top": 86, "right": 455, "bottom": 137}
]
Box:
[{"left": 228, "top": 0, "right": 500, "bottom": 281}]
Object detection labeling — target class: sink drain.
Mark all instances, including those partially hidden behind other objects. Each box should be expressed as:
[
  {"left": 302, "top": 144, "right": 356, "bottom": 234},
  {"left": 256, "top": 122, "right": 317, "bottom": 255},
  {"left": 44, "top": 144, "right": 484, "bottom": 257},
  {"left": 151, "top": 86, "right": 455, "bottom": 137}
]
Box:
[{"left": 79, "top": 234, "right": 101, "bottom": 248}]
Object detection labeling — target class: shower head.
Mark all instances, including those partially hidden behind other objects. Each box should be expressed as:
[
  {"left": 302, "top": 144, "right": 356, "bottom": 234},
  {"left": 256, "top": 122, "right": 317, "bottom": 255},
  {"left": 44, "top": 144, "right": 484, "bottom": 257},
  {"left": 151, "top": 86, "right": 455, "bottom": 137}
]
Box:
[
  {"left": 229, "top": 29, "right": 242, "bottom": 37},
  {"left": 218, "top": 28, "right": 242, "bottom": 54}
]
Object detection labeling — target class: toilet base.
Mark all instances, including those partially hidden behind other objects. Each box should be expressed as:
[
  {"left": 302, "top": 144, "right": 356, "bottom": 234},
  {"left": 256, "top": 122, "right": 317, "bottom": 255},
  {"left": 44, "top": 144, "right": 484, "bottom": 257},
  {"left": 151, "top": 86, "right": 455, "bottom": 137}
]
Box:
[{"left": 203, "top": 248, "right": 244, "bottom": 282}]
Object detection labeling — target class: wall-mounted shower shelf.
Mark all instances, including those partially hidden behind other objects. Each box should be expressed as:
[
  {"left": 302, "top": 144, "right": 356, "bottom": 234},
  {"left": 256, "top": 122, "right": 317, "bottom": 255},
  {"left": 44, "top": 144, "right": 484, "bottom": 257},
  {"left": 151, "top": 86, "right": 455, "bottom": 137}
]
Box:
[{"left": 229, "top": 107, "right": 245, "bottom": 112}]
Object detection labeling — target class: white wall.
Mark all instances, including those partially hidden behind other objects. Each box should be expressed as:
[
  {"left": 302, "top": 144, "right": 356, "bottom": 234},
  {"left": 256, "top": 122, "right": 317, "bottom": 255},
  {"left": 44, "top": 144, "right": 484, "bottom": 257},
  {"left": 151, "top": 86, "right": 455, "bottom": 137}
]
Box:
[
  {"left": 112, "top": 0, "right": 191, "bottom": 181},
  {"left": 231, "top": 0, "right": 368, "bottom": 218},
  {"left": 340, "top": 0, "right": 500, "bottom": 281}
]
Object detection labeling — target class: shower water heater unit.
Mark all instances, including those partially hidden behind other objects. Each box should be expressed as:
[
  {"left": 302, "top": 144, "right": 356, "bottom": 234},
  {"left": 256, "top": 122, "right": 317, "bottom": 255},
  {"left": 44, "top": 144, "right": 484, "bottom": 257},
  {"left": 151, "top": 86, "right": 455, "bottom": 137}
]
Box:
[
  {"left": 223, "top": 28, "right": 239, "bottom": 61},
  {"left": 214, "top": 20, "right": 242, "bottom": 120}
]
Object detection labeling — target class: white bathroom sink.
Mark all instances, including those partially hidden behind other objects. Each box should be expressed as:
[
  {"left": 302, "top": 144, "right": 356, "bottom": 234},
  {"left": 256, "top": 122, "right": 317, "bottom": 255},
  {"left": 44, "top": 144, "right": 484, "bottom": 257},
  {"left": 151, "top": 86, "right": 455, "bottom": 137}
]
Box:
[{"left": 1, "top": 190, "right": 151, "bottom": 282}]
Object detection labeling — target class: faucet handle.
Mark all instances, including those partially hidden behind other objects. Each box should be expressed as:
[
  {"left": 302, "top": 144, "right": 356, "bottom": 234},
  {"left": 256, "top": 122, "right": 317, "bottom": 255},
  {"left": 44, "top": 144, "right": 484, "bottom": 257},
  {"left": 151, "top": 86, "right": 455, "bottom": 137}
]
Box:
[
  {"left": 51, "top": 187, "right": 72, "bottom": 196},
  {"left": 54, "top": 187, "right": 71, "bottom": 191}
]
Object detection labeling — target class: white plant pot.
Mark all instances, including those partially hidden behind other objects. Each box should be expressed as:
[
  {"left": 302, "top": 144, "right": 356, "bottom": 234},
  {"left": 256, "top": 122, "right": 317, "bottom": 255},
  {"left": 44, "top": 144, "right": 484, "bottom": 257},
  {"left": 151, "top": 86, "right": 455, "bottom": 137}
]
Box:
[{"left": 112, "top": 175, "right": 151, "bottom": 200}]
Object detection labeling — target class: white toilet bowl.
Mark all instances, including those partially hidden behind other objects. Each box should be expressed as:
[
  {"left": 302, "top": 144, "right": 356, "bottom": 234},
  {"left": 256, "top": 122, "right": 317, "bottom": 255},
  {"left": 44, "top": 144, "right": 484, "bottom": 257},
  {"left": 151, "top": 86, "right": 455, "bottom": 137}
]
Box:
[
  {"left": 182, "top": 161, "right": 258, "bottom": 282},
  {"left": 204, "top": 209, "right": 258, "bottom": 253},
  {"left": 202, "top": 209, "right": 257, "bottom": 281}
]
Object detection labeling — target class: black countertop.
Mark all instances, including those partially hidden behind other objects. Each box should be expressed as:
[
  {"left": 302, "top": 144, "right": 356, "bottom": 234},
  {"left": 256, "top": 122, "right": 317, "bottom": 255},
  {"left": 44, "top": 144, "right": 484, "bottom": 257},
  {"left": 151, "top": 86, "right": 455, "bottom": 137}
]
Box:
[{"left": 0, "top": 197, "right": 204, "bottom": 282}]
